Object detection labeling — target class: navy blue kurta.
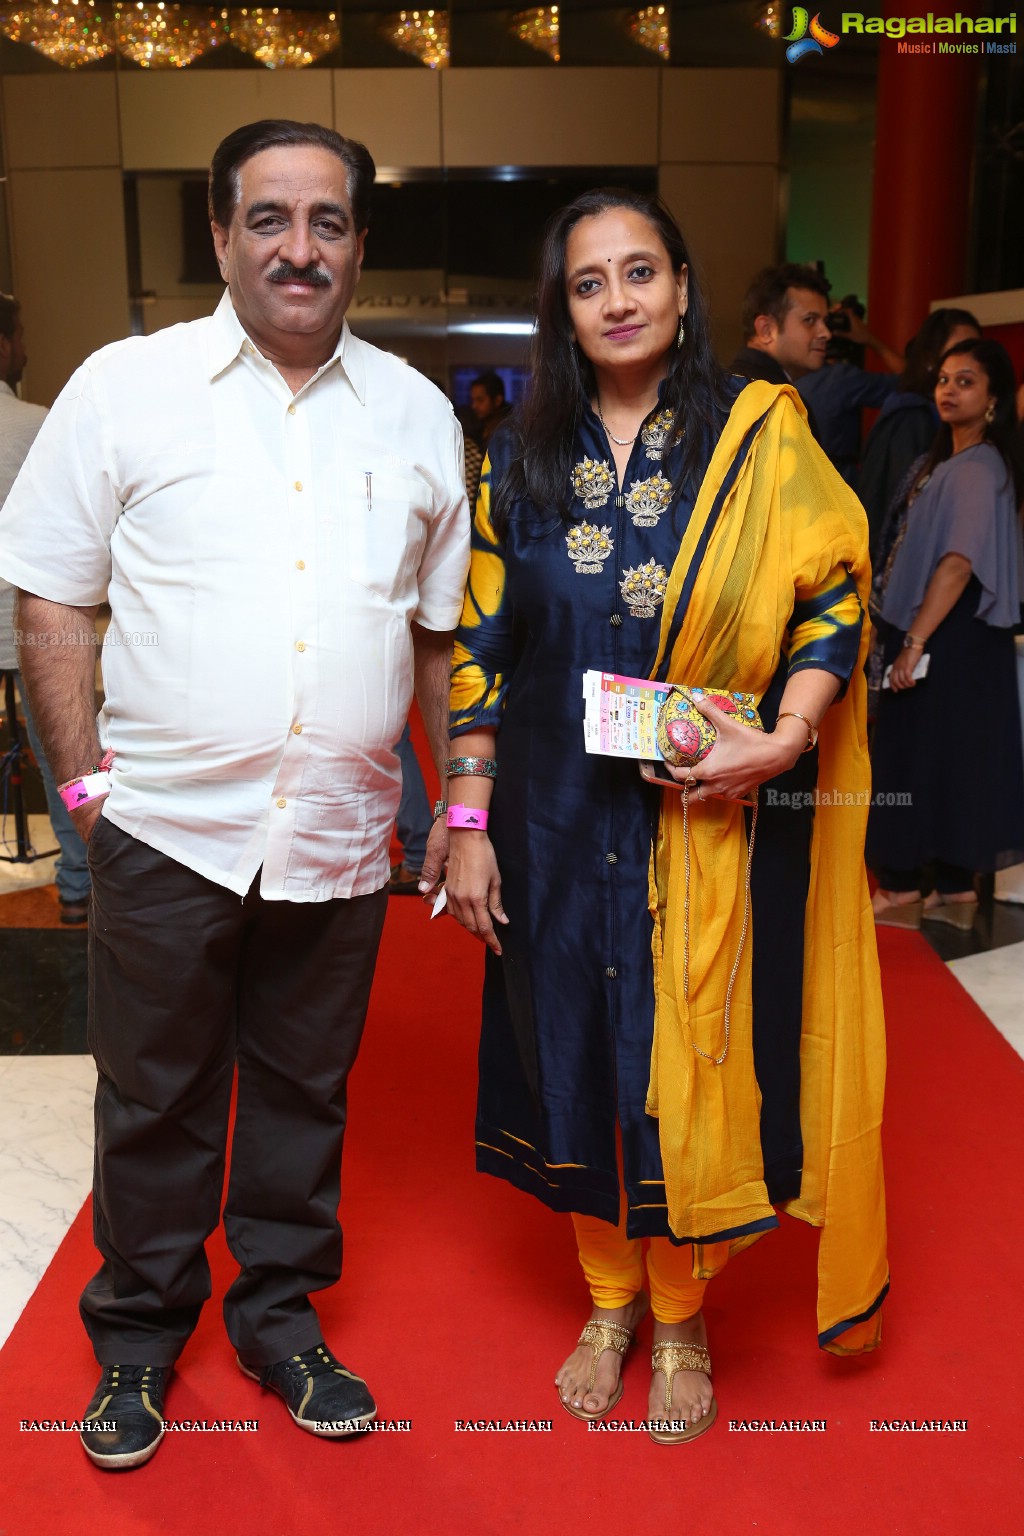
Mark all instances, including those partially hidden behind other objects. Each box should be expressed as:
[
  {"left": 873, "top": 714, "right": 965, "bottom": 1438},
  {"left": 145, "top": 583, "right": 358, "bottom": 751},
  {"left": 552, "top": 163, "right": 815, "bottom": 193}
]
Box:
[{"left": 450, "top": 387, "right": 862, "bottom": 1238}]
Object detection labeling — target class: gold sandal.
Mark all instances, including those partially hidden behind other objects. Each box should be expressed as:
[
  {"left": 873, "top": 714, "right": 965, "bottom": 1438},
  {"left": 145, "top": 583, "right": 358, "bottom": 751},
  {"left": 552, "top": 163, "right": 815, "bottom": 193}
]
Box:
[
  {"left": 648, "top": 1340, "right": 718, "bottom": 1445},
  {"left": 873, "top": 897, "right": 923, "bottom": 929},
  {"left": 922, "top": 898, "right": 978, "bottom": 930},
  {"left": 559, "top": 1319, "right": 635, "bottom": 1422}
]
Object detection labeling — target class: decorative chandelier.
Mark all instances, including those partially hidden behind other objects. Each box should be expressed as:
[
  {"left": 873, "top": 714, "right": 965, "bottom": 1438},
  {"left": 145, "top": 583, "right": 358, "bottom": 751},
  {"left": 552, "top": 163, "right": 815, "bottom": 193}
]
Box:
[
  {"left": 0, "top": 1, "right": 114, "bottom": 66},
  {"left": 627, "top": 5, "right": 669, "bottom": 60},
  {"left": 113, "top": 3, "right": 225, "bottom": 68},
  {"left": 380, "top": 9, "right": 448, "bottom": 69},
  {"left": 229, "top": 7, "right": 339, "bottom": 69},
  {"left": 752, "top": 2, "right": 782, "bottom": 39},
  {"left": 511, "top": 6, "right": 559, "bottom": 63}
]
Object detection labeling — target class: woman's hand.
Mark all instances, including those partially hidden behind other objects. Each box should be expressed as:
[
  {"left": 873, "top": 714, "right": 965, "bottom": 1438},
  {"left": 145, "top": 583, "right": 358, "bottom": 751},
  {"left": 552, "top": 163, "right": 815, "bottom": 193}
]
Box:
[
  {"left": 445, "top": 830, "right": 509, "bottom": 956},
  {"left": 663, "top": 696, "right": 805, "bottom": 800},
  {"left": 888, "top": 645, "right": 923, "bottom": 692}
]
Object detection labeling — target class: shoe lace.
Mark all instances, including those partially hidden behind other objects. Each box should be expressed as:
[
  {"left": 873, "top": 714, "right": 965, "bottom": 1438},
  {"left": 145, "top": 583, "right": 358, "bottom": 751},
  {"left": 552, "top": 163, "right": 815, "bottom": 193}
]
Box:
[
  {"left": 99, "top": 1364, "right": 159, "bottom": 1393},
  {"left": 262, "top": 1345, "right": 357, "bottom": 1388}
]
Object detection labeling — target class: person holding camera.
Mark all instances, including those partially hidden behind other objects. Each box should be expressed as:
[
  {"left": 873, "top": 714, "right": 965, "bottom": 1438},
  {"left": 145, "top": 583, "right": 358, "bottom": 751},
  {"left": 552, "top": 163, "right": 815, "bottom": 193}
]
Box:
[
  {"left": 732, "top": 265, "right": 903, "bottom": 486},
  {"left": 797, "top": 296, "right": 904, "bottom": 487}
]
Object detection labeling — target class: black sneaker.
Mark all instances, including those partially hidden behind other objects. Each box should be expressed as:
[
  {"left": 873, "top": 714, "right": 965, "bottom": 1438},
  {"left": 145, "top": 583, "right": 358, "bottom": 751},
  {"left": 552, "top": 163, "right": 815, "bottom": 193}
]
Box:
[
  {"left": 238, "top": 1342, "right": 376, "bottom": 1436},
  {"left": 80, "top": 1364, "right": 168, "bottom": 1470}
]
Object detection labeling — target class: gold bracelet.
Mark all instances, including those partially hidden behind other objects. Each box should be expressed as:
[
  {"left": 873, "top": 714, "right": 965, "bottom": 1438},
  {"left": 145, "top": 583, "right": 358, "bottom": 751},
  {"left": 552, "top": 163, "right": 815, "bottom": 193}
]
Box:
[{"left": 776, "top": 711, "right": 818, "bottom": 752}]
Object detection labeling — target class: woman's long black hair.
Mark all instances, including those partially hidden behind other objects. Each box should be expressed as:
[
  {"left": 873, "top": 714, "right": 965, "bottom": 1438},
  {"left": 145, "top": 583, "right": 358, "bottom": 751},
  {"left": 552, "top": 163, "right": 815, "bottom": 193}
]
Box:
[
  {"left": 898, "top": 307, "right": 980, "bottom": 396},
  {"left": 918, "top": 338, "right": 1024, "bottom": 507},
  {"left": 492, "top": 188, "right": 732, "bottom": 537}
]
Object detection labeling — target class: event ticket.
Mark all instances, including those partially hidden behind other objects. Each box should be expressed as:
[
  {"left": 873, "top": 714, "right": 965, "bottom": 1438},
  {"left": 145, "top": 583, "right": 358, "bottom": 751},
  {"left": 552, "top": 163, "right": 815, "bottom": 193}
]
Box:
[{"left": 582, "top": 670, "right": 673, "bottom": 760}]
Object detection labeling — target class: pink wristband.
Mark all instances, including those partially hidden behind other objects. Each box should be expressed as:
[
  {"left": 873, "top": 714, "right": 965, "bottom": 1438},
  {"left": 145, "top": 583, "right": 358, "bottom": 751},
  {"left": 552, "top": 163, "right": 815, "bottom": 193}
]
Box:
[
  {"left": 447, "top": 804, "right": 489, "bottom": 831},
  {"left": 58, "top": 772, "right": 111, "bottom": 814}
]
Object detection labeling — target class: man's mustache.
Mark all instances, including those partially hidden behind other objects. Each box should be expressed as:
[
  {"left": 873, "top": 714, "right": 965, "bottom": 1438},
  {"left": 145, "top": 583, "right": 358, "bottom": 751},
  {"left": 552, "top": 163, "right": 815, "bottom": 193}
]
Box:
[{"left": 268, "top": 263, "right": 332, "bottom": 287}]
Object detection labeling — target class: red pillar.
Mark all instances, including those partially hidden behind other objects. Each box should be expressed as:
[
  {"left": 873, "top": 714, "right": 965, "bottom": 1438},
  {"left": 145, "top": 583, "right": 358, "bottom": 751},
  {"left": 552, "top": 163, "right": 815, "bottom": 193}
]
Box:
[{"left": 867, "top": 0, "right": 984, "bottom": 351}]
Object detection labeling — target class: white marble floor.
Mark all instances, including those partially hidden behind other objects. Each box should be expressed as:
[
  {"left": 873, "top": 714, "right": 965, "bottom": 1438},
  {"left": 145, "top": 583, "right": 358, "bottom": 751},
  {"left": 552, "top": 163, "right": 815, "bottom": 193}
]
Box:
[
  {"left": 947, "top": 940, "right": 1024, "bottom": 1059},
  {"left": 0, "top": 1054, "right": 95, "bottom": 1347},
  {"left": 0, "top": 813, "right": 59, "bottom": 895}
]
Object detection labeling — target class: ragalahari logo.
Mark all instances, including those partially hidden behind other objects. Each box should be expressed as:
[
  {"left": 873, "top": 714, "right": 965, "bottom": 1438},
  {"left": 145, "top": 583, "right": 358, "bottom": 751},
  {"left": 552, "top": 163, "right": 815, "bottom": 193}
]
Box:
[{"left": 785, "top": 7, "right": 841, "bottom": 62}]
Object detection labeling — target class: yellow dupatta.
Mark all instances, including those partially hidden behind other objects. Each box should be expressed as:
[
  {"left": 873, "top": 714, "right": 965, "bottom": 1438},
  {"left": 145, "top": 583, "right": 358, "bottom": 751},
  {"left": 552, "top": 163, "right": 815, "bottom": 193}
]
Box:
[{"left": 649, "top": 382, "right": 888, "bottom": 1353}]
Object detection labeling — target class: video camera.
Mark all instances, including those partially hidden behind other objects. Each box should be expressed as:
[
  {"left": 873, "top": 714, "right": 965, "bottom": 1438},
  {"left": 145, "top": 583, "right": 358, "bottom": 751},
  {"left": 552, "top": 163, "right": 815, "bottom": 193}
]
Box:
[{"left": 825, "top": 293, "right": 866, "bottom": 363}]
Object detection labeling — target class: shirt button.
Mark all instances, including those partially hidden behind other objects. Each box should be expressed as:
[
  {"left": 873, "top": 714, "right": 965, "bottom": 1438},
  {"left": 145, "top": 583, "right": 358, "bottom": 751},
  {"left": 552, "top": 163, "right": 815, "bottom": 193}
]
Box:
[
  {"left": 276, "top": 797, "right": 287, "bottom": 809},
  {"left": 292, "top": 724, "right": 303, "bottom": 735},
  {"left": 294, "top": 480, "right": 303, "bottom": 492},
  {"left": 605, "top": 966, "right": 617, "bottom": 979},
  {"left": 288, "top": 404, "right": 296, "bottom": 415},
  {"left": 610, "top": 614, "right": 623, "bottom": 628},
  {"left": 295, "top": 641, "right": 306, "bottom": 652},
  {"left": 606, "top": 852, "right": 618, "bottom": 865},
  {"left": 295, "top": 560, "right": 305, "bottom": 570}
]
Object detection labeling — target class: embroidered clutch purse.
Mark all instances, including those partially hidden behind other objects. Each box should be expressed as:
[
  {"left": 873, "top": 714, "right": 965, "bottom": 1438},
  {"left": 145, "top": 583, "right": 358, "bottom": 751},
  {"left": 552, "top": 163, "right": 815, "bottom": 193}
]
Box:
[{"left": 655, "top": 687, "right": 764, "bottom": 768}]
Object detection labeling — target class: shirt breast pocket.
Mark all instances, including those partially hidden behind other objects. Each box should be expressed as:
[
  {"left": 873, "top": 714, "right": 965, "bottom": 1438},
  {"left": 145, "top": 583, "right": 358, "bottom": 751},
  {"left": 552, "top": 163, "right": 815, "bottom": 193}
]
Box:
[{"left": 341, "top": 465, "right": 430, "bottom": 603}]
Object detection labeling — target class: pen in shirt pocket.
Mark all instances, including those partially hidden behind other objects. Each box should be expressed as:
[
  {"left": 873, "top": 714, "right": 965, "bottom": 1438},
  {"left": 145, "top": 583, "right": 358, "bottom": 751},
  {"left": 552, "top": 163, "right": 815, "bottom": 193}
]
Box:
[{"left": 364, "top": 471, "right": 372, "bottom": 512}]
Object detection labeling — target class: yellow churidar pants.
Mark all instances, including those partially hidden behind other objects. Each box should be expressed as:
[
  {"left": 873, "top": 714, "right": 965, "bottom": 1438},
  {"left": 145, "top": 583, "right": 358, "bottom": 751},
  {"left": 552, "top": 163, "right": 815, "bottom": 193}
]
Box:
[{"left": 572, "top": 1206, "right": 729, "bottom": 1324}]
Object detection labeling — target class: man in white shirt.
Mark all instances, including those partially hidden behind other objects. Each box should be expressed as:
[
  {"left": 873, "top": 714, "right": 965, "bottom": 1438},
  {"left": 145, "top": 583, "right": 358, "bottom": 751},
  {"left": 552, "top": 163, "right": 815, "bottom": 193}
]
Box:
[
  {"left": 0, "top": 120, "right": 469, "bottom": 1469},
  {"left": 0, "top": 296, "right": 91, "bottom": 920}
]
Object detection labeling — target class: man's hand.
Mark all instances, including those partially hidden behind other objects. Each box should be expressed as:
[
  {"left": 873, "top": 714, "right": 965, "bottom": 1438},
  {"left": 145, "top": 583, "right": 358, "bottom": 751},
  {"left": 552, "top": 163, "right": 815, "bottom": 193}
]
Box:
[
  {"left": 835, "top": 307, "right": 904, "bottom": 374},
  {"left": 69, "top": 800, "right": 105, "bottom": 844},
  {"left": 418, "top": 817, "right": 448, "bottom": 896}
]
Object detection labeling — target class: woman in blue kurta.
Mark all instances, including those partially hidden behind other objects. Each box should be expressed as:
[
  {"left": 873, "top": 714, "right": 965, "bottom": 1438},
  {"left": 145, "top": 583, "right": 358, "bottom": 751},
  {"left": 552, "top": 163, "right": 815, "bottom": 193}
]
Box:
[{"left": 443, "top": 190, "right": 886, "bottom": 1443}]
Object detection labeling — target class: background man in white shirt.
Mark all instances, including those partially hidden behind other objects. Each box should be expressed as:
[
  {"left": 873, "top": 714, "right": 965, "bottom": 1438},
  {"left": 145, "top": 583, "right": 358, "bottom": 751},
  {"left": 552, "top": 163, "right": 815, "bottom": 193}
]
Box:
[
  {"left": 0, "top": 120, "right": 469, "bottom": 1469},
  {"left": 0, "top": 295, "right": 91, "bottom": 921}
]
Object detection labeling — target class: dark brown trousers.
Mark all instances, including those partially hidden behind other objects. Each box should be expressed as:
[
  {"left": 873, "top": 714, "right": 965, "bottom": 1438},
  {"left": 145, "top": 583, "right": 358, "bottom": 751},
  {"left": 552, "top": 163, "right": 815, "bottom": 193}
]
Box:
[{"left": 81, "top": 816, "right": 388, "bottom": 1368}]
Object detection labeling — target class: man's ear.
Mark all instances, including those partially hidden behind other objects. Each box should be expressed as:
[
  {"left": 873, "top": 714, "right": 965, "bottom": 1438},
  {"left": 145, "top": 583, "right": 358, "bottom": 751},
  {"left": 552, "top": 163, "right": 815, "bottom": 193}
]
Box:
[
  {"left": 752, "top": 314, "right": 777, "bottom": 348},
  {"left": 211, "top": 222, "right": 230, "bottom": 282}
]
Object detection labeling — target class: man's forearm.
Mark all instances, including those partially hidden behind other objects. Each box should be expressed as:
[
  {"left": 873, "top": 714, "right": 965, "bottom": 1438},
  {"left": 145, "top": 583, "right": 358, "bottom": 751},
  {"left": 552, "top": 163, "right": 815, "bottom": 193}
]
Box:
[
  {"left": 867, "top": 334, "right": 904, "bottom": 375},
  {"left": 16, "top": 592, "right": 101, "bottom": 782},
  {"left": 411, "top": 622, "right": 454, "bottom": 791}
]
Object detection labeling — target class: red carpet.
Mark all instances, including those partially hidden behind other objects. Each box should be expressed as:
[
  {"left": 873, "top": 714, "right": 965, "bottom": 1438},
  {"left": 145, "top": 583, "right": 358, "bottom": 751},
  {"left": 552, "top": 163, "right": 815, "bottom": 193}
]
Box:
[{"left": 1, "top": 906, "right": 1021, "bottom": 1532}]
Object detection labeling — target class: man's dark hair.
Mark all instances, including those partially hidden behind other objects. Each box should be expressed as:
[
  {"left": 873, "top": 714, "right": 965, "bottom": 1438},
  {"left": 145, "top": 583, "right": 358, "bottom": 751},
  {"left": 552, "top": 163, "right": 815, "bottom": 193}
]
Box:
[
  {"left": 0, "top": 293, "right": 20, "bottom": 340},
  {"left": 471, "top": 370, "right": 505, "bottom": 402},
  {"left": 741, "top": 263, "right": 831, "bottom": 339},
  {"left": 208, "top": 120, "right": 376, "bottom": 234}
]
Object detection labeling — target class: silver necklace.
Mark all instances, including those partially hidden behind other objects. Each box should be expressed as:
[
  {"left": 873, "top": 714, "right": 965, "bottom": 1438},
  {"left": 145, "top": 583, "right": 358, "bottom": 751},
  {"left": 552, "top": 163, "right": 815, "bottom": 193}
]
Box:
[{"left": 596, "top": 398, "right": 645, "bottom": 446}]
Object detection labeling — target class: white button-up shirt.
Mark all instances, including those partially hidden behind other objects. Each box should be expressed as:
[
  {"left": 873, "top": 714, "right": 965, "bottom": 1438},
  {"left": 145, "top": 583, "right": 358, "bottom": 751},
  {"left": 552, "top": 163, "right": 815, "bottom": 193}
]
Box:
[{"left": 0, "top": 293, "right": 469, "bottom": 900}]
